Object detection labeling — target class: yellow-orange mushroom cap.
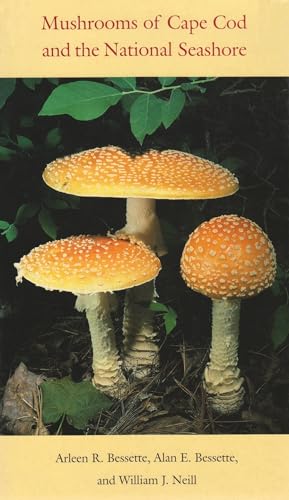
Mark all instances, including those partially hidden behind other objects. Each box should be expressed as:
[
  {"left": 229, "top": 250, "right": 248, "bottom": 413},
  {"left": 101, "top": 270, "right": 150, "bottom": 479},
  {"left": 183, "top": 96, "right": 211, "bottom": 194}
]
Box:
[
  {"left": 181, "top": 215, "right": 276, "bottom": 300},
  {"left": 42, "top": 146, "right": 239, "bottom": 200},
  {"left": 15, "top": 235, "right": 161, "bottom": 295}
]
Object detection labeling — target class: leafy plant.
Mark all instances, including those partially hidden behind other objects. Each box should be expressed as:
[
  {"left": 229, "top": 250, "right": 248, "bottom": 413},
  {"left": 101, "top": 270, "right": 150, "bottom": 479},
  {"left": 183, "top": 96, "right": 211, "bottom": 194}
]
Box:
[
  {"left": 0, "top": 79, "right": 63, "bottom": 162},
  {"left": 0, "top": 79, "right": 16, "bottom": 109},
  {"left": 0, "top": 77, "right": 218, "bottom": 244},
  {"left": 0, "top": 194, "right": 80, "bottom": 242},
  {"left": 38, "top": 77, "right": 216, "bottom": 144},
  {"left": 39, "top": 81, "right": 123, "bottom": 121},
  {"left": 150, "top": 301, "right": 177, "bottom": 335},
  {"left": 0, "top": 220, "right": 18, "bottom": 242},
  {"left": 41, "top": 377, "right": 112, "bottom": 431},
  {"left": 0, "top": 202, "right": 40, "bottom": 242}
]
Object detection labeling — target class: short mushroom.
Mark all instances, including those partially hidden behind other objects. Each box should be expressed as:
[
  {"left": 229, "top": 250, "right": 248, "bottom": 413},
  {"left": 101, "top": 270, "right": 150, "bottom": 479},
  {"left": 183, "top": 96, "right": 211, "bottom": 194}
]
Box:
[
  {"left": 42, "top": 146, "right": 239, "bottom": 378},
  {"left": 14, "top": 235, "right": 161, "bottom": 398},
  {"left": 181, "top": 215, "right": 276, "bottom": 414}
]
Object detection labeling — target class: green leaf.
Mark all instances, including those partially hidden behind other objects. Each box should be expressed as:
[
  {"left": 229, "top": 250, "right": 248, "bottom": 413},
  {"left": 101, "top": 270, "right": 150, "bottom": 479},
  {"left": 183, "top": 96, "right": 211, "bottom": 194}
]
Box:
[
  {"left": 158, "top": 77, "right": 176, "bottom": 87},
  {"left": 4, "top": 224, "right": 18, "bottom": 242},
  {"left": 45, "top": 128, "right": 62, "bottom": 149},
  {"left": 66, "top": 196, "right": 81, "bottom": 209},
  {"left": 19, "top": 116, "right": 34, "bottom": 128},
  {"left": 44, "top": 198, "right": 70, "bottom": 210},
  {"left": 181, "top": 82, "right": 207, "bottom": 93},
  {"left": 150, "top": 301, "right": 169, "bottom": 313},
  {"left": 108, "top": 77, "right": 136, "bottom": 90},
  {"left": 161, "top": 89, "right": 185, "bottom": 129},
  {"left": 180, "top": 77, "right": 217, "bottom": 93},
  {"left": 16, "top": 135, "right": 34, "bottom": 151},
  {"left": 0, "top": 145, "right": 16, "bottom": 160},
  {"left": 0, "top": 79, "right": 16, "bottom": 109},
  {"left": 41, "top": 377, "right": 112, "bottom": 430},
  {"left": 39, "top": 82, "right": 122, "bottom": 121},
  {"left": 188, "top": 76, "right": 217, "bottom": 85},
  {"left": 0, "top": 220, "right": 10, "bottom": 231},
  {"left": 164, "top": 306, "right": 177, "bottom": 335},
  {"left": 130, "top": 94, "right": 162, "bottom": 144},
  {"left": 47, "top": 78, "right": 59, "bottom": 86},
  {"left": 271, "top": 304, "right": 289, "bottom": 349},
  {"left": 47, "top": 194, "right": 80, "bottom": 210},
  {"left": 38, "top": 207, "right": 57, "bottom": 239},
  {"left": 22, "top": 78, "right": 42, "bottom": 90},
  {"left": 121, "top": 94, "right": 139, "bottom": 113},
  {"left": 14, "top": 202, "right": 40, "bottom": 226},
  {"left": 150, "top": 301, "right": 177, "bottom": 335}
]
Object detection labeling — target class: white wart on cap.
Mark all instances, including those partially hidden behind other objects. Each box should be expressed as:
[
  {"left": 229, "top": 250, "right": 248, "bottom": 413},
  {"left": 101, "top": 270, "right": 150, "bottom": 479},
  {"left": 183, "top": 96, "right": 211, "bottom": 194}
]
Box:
[
  {"left": 15, "top": 235, "right": 161, "bottom": 294},
  {"left": 181, "top": 215, "right": 276, "bottom": 299},
  {"left": 42, "top": 146, "right": 239, "bottom": 200}
]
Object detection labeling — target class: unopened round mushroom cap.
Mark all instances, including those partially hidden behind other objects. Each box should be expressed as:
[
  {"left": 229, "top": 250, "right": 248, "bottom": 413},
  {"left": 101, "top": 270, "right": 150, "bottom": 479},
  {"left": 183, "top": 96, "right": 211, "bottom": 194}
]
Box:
[
  {"left": 15, "top": 235, "right": 161, "bottom": 295},
  {"left": 181, "top": 215, "right": 276, "bottom": 300},
  {"left": 43, "top": 146, "right": 239, "bottom": 200}
]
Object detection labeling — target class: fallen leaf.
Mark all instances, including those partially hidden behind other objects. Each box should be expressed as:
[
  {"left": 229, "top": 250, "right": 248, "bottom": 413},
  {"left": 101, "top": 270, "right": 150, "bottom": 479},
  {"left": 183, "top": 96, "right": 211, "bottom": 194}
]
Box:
[{"left": 1, "top": 362, "right": 48, "bottom": 435}]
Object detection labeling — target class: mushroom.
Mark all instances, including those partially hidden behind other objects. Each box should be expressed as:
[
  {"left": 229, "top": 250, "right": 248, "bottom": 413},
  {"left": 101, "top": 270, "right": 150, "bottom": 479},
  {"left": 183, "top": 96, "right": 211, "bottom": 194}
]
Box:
[
  {"left": 180, "top": 215, "right": 276, "bottom": 415},
  {"left": 119, "top": 149, "right": 239, "bottom": 377},
  {"left": 14, "top": 235, "right": 161, "bottom": 398},
  {"left": 42, "top": 146, "right": 239, "bottom": 378}
]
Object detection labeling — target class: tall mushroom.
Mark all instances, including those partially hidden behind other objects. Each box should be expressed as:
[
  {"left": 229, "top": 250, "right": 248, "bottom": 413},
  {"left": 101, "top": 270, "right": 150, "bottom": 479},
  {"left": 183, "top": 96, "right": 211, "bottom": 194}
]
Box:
[
  {"left": 14, "top": 235, "right": 161, "bottom": 398},
  {"left": 119, "top": 149, "right": 239, "bottom": 377},
  {"left": 181, "top": 215, "right": 276, "bottom": 414},
  {"left": 42, "top": 146, "right": 239, "bottom": 378}
]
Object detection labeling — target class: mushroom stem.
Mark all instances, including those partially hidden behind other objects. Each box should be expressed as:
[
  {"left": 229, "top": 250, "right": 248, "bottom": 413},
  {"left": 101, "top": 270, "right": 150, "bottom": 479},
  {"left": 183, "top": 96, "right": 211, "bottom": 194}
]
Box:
[
  {"left": 116, "top": 197, "right": 165, "bottom": 380},
  {"left": 75, "top": 293, "right": 129, "bottom": 398},
  {"left": 204, "top": 298, "right": 245, "bottom": 415},
  {"left": 122, "top": 280, "right": 159, "bottom": 378},
  {"left": 118, "top": 198, "right": 167, "bottom": 257}
]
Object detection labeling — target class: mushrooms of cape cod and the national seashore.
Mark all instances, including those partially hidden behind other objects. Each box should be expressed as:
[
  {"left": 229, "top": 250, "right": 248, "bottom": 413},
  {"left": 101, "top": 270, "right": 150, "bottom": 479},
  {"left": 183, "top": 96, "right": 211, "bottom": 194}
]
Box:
[
  {"left": 42, "top": 145, "right": 239, "bottom": 379},
  {"left": 181, "top": 215, "right": 276, "bottom": 415},
  {"left": 14, "top": 235, "right": 161, "bottom": 398}
]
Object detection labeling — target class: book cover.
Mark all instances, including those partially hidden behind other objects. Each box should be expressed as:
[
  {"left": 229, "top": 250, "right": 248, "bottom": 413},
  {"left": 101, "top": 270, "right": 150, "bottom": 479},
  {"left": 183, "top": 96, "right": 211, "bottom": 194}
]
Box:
[{"left": 0, "top": 1, "right": 288, "bottom": 499}]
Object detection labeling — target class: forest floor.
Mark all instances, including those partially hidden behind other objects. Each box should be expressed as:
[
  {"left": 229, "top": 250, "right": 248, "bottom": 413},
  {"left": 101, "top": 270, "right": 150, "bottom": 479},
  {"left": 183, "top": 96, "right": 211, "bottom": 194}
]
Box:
[{"left": 1, "top": 296, "right": 288, "bottom": 435}]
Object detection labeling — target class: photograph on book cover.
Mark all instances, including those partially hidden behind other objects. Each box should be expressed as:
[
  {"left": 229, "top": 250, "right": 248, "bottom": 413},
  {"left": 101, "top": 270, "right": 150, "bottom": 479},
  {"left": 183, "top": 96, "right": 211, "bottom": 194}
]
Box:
[
  {"left": 0, "top": 76, "right": 288, "bottom": 437},
  {"left": 0, "top": 0, "right": 289, "bottom": 498}
]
